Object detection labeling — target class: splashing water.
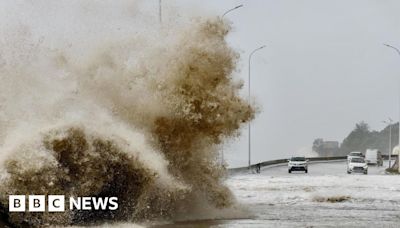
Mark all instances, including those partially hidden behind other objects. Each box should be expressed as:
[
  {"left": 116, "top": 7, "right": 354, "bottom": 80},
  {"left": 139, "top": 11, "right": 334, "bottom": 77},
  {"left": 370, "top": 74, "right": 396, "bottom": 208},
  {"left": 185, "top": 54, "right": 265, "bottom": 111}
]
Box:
[{"left": 0, "top": 1, "right": 254, "bottom": 227}]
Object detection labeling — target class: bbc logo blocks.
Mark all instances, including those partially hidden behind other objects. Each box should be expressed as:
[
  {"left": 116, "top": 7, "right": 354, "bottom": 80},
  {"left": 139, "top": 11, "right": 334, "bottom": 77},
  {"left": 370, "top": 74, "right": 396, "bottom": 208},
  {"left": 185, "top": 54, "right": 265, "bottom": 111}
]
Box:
[
  {"left": 9, "top": 195, "right": 118, "bottom": 212},
  {"left": 29, "top": 195, "right": 45, "bottom": 212},
  {"left": 48, "top": 195, "right": 65, "bottom": 212},
  {"left": 9, "top": 195, "right": 25, "bottom": 212},
  {"left": 9, "top": 195, "right": 65, "bottom": 212}
]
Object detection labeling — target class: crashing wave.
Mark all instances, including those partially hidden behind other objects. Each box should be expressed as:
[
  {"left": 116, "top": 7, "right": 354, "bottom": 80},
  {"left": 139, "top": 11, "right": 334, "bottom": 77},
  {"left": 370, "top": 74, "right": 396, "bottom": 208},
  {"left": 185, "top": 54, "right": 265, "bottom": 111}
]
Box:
[{"left": 0, "top": 1, "right": 254, "bottom": 226}]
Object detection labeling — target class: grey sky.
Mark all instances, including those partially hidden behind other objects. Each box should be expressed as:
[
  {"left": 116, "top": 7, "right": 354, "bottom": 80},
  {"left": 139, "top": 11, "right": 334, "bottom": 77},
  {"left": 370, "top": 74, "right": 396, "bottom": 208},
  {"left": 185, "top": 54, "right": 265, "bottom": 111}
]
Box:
[
  {"left": 162, "top": 0, "right": 400, "bottom": 167},
  {"left": 3, "top": 0, "right": 399, "bottom": 168}
]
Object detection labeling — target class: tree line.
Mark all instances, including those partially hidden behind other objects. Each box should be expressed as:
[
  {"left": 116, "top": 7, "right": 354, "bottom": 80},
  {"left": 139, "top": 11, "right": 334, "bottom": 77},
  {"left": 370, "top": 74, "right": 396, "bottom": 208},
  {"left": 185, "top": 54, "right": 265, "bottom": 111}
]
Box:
[{"left": 314, "top": 121, "right": 399, "bottom": 156}]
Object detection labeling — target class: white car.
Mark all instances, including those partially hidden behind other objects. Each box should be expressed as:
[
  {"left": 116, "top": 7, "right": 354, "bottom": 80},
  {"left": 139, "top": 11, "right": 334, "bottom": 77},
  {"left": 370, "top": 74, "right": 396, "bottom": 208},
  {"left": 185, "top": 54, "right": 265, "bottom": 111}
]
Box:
[
  {"left": 347, "top": 157, "right": 368, "bottom": 174},
  {"left": 347, "top": 151, "right": 363, "bottom": 163},
  {"left": 288, "top": 157, "right": 308, "bottom": 173}
]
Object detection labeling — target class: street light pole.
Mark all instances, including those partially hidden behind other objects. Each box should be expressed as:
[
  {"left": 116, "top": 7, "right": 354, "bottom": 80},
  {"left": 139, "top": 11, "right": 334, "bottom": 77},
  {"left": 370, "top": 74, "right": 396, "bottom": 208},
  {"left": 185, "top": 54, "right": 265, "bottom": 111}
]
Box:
[
  {"left": 221, "top": 4, "right": 244, "bottom": 19},
  {"left": 218, "top": 4, "right": 244, "bottom": 168},
  {"left": 389, "top": 121, "right": 393, "bottom": 168},
  {"left": 384, "top": 43, "right": 400, "bottom": 172},
  {"left": 248, "top": 45, "right": 266, "bottom": 169},
  {"left": 383, "top": 118, "right": 393, "bottom": 168}
]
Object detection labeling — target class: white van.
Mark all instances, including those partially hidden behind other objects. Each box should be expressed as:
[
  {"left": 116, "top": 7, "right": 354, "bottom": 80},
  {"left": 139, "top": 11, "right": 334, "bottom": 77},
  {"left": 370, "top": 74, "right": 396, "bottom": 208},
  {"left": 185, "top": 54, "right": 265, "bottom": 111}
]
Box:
[{"left": 365, "top": 149, "right": 383, "bottom": 166}]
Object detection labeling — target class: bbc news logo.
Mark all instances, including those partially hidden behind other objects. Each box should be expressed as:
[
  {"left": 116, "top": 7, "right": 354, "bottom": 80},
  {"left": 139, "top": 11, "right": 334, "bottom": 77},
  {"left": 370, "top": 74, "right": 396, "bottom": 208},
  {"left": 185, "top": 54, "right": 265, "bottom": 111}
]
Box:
[{"left": 9, "top": 195, "right": 118, "bottom": 212}]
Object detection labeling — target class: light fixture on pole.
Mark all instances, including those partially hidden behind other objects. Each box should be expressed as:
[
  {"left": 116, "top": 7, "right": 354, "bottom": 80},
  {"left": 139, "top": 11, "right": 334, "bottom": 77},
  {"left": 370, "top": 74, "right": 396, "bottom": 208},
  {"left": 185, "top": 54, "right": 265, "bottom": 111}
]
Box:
[
  {"left": 248, "top": 45, "right": 266, "bottom": 169},
  {"left": 222, "top": 4, "right": 244, "bottom": 19}
]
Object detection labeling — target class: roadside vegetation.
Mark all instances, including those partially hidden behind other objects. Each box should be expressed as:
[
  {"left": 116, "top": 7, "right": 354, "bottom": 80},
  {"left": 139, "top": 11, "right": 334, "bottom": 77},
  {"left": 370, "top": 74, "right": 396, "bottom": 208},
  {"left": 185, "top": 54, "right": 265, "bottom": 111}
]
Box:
[
  {"left": 385, "top": 168, "right": 399, "bottom": 174},
  {"left": 314, "top": 121, "right": 399, "bottom": 156}
]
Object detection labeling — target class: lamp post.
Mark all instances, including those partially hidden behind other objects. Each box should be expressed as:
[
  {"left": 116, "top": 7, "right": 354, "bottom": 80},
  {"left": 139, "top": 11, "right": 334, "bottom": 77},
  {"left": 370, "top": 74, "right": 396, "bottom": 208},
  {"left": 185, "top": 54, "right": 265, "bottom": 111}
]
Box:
[
  {"left": 222, "top": 4, "right": 243, "bottom": 19},
  {"left": 384, "top": 43, "right": 400, "bottom": 172},
  {"left": 383, "top": 118, "right": 393, "bottom": 168},
  {"left": 248, "top": 45, "right": 266, "bottom": 169},
  {"left": 218, "top": 4, "right": 243, "bottom": 167}
]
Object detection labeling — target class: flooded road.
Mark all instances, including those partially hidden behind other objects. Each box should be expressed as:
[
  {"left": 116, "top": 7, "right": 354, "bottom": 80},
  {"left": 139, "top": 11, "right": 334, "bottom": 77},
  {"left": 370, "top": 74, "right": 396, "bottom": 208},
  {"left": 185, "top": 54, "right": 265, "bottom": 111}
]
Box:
[{"left": 153, "top": 160, "right": 400, "bottom": 228}]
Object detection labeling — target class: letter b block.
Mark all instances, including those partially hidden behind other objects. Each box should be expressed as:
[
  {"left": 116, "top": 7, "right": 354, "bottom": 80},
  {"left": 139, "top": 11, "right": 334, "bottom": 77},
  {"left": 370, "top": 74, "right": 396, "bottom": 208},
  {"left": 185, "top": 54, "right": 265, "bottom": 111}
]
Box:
[
  {"left": 29, "top": 195, "right": 45, "bottom": 212},
  {"left": 9, "top": 195, "right": 26, "bottom": 212}
]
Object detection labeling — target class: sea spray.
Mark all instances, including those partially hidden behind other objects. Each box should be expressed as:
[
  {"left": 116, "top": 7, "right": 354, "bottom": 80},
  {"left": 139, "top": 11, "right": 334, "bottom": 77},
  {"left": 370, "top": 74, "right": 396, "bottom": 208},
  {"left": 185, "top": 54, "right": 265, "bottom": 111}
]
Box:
[{"left": 0, "top": 1, "right": 254, "bottom": 227}]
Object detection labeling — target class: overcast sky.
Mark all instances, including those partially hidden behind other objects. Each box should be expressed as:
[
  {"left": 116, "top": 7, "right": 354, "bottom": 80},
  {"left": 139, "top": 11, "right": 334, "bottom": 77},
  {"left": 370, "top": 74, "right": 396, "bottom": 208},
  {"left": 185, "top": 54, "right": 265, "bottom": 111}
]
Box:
[
  {"left": 4, "top": 0, "right": 399, "bottom": 168},
  {"left": 159, "top": 0, "right": 400, "bottom": 167}
]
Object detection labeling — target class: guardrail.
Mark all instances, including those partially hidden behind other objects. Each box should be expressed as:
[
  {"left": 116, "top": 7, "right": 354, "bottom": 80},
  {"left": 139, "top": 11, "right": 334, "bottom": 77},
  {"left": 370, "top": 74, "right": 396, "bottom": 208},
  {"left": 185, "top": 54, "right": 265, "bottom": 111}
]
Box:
[{"left": 228, "top": 155, "right": 397, "bottom": 175}]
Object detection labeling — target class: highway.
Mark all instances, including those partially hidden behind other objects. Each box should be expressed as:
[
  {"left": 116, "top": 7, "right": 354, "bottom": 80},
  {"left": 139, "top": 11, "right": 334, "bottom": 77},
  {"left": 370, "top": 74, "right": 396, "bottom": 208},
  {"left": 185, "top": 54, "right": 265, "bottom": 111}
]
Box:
[{"left": 159, "top": 160, "right": 400, "bottom": 227}]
